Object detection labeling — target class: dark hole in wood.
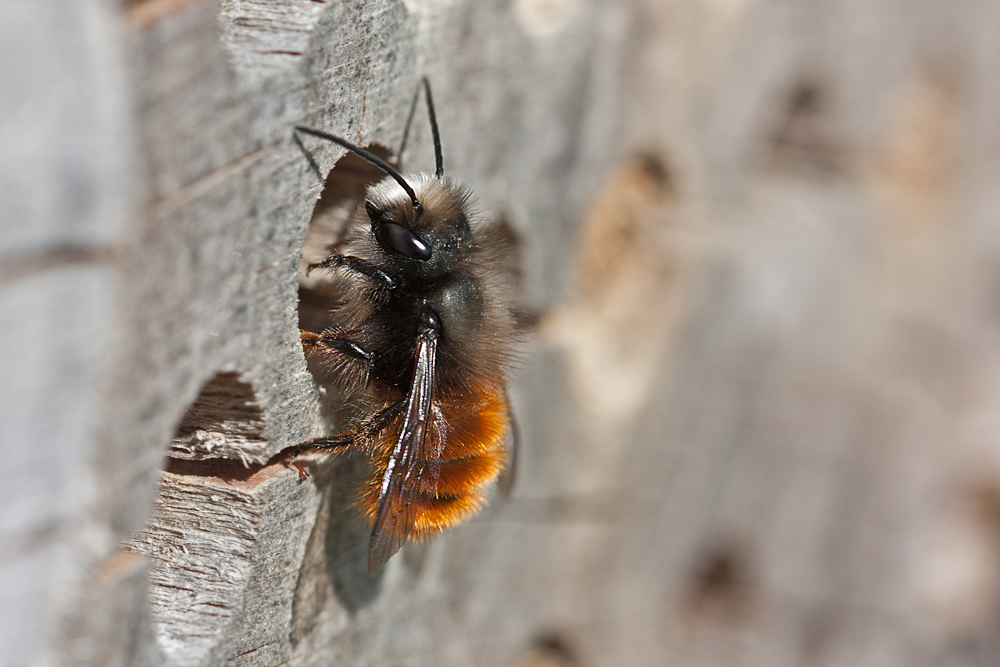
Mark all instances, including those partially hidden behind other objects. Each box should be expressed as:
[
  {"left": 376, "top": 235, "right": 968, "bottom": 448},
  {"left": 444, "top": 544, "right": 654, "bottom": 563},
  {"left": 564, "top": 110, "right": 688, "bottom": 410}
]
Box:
[
  {"left": 765, "top": 77, "right": 844, "bottom": 176},
  {"left": 683, "top": 545, "right": 755, "bottom": 624},
  {"left": 788, "top": 81, "right": 822, "bottom": 116},
  {"left": 514, "top": 633, "right": 581, "bottom": 667},
  {"left": 170, "top": 371, "right": 267, "bottom": 461},
  {"left": 125, "top": 372, "right": 271, "bottom": 662},
  {"left": 293, "top": 161, "right": 408, "bottom": 623},
  {"left": 634, "top": 152, "right": 675, "bottom": 196},
  {"left": 298, "top": 145, "right": 394, "bottom": 336},
  {"left": 165, "top": 456, "right": 262, "bottom": 482},
  {"left": 696, "top": 551, "right": 738, "bottom": 597},
  {"left": 574, "top": 152, "right": 678, "bottom": 308}
]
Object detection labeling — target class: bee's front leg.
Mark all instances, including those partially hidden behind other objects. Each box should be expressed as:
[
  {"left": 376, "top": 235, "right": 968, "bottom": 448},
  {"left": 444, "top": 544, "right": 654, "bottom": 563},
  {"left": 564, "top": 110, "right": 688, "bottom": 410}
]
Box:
[{"left": 300, "top": 329, "right": 373, "bottom": 392}]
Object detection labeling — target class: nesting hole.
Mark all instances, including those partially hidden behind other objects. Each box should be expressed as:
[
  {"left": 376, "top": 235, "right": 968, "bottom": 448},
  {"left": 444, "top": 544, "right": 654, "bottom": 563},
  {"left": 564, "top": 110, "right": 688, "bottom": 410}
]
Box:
[
  {"left": 764, "top": 78, "right": 845, "bottom": 176},
  {"left": 298, "top": 146, "right": 394, "bottom": 336},
  {"left": 217, "top": 0, "right": 328, "bottom": 77},
  {"left": 297, "top": 144, "right": 395, "bottom": 422},
  {"left": 512, "top": 633, "right": 581, "bottom": 667},
  {"left": 544, "top": 152, "right": 683, "bottom": 425},
  {"left": 126, "top": 372, "right": 275, "bottom": 664},
  {"left": 682, "top": 545, "right": 756, "bottom": 625},
  {"left": 297, "top": 145, "right": 399, "bottom": 426},
  {"left": 575, "top": 152, "right": 674, "bottom": 302},
  {"left": 917, "top": 480, "right": 1000, "bottom": 642},
  {"left": 170, "top": 371, "right": 267, "bottom": 462}
]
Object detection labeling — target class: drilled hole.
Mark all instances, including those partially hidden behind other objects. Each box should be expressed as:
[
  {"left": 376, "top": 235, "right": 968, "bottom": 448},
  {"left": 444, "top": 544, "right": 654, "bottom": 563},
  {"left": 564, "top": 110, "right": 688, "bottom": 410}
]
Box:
[
  {"left": 683, "top": 545, "right": 755, "bottom": 624},
  {"left": 543, "top": 152, "right": 683, "bottom": 424},
  {"left": 125, "top": 374, "right": 275, "bottom": 664},
  {"left": 764, "top": 78, "right": 844, "bottom": 176},
  {"left": 297, "top": 144, "right": 401, "bottom": 430},
  {"left": 170, "top": 371, "right": 267, "bottom": 462},
  {"left": 513, "top": 633, "right": 581, "bottom": 667},
  {"left": 298, "top": 145, "right": 394, "bottom": 336},
  {"left": 696, "top": 551, "right": 739, "bottom": 597},
  {"left": 289, "top": 147, "right": 398, "bottom": 625}
]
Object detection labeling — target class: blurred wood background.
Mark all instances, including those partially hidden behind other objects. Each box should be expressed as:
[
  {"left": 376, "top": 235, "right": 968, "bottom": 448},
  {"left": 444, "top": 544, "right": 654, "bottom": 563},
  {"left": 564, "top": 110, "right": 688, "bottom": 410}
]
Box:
[{"left": 5, "top": 0, "right": 1000, "bottom": 665}]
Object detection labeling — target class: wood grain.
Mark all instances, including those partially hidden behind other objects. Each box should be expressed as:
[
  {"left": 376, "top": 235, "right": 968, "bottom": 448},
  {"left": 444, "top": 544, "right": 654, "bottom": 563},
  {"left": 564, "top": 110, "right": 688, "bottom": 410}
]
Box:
[{"left": 7, "top": 0, "right": 1000, "bottom": 665}]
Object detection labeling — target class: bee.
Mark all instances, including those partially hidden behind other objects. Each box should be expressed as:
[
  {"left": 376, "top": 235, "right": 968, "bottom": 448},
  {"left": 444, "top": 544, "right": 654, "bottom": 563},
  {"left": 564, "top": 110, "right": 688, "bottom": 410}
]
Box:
[{"left": 291, "top": 79, "right": 520, "bottom": 576}]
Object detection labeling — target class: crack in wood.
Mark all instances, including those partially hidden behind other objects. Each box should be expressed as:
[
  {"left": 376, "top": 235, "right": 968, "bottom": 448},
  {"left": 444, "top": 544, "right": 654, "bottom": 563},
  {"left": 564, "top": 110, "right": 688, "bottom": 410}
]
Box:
[
  {"left": 124, "top": 0, "right": 207, "bottom": 31},
  {"left": 146, "top": 143, "right": 276, "bottom": 220},
  {"left": 0, "top": 244, "right": 118, "bottom": 286}
]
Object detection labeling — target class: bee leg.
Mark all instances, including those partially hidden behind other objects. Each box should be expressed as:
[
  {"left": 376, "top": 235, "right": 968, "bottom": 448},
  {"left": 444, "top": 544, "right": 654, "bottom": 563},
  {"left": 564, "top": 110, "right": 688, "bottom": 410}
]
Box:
[
  {"left": 361, "top": 398, "right": 407, "bottom": 434},
  {"left": 289, "top": 434, "right": 354, "bottom": 480},
  {"left": 315, "top": 334, "right": 373, "bottom": 363},
  {"left": 307, "top": 254, "right": 394, "bottom": 293},
  {"left": 301, "top": 329, "right": 374, "bottom": 392},
  {"left": 289, "top": 400, "right": 406, "bottom": 481}
]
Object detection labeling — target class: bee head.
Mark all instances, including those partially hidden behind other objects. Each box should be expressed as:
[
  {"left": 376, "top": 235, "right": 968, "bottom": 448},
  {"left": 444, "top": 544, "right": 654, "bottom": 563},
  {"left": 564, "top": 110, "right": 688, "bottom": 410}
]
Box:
[
  {"left": 295, "top": 78, "right": 469, "bottom": 279},
  {"left": 365, "top": 173, "right": 473, "bottom": 276}
]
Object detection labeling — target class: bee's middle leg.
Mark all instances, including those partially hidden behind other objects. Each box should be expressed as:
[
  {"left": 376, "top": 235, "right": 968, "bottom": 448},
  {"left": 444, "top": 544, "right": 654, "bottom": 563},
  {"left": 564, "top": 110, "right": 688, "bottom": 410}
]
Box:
[
  {"left": 301, "top": 329, "right": 373, "bottom": 391},
  {"left": 288, "top": 400, "right": 406, "bottom": 481}
]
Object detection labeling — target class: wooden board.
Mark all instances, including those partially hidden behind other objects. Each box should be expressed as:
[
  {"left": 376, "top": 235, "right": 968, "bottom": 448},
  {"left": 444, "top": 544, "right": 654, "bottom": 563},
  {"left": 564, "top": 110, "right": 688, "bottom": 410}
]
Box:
[{"left": 6, "top": 0, "right": 1000, "bottom": 665}]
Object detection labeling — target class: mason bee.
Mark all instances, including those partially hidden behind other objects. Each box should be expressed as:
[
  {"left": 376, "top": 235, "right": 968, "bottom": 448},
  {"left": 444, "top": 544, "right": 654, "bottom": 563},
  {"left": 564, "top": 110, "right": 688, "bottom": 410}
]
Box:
[{"left": 292, "top": 79, "right": 520, "bottom": 576}]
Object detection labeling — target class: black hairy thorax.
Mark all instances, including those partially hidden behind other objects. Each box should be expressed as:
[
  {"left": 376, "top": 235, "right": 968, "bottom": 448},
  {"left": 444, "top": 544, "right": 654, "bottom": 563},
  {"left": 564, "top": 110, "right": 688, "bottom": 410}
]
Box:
[
  {"left": 330, "top": 173, "right": 504, "bottom": 396},
  {"left": 364, "top": 268, "right": 487, "bottom": 393}
]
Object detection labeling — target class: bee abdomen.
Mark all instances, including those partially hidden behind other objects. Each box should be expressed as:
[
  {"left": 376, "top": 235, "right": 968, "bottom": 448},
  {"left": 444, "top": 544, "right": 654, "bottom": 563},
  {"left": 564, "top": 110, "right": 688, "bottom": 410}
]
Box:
[
  {"left": 434, "top": 450, "right": 505, "bottom": 495},
  {"left": 361, "top": 385, "right": 510, "bottom": 539}
]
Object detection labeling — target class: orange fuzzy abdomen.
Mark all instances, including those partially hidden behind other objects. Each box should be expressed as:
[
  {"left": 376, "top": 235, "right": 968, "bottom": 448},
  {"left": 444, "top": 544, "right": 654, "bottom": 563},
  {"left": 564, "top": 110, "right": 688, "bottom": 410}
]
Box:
[{"left": 359, "top": 385, "right": 509, "bottom": 539}]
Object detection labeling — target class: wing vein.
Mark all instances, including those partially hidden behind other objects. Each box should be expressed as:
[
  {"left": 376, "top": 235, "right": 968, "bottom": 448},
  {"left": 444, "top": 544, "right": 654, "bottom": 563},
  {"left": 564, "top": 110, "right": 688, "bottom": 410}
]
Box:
[{"left": 368, "top": 326, "right": 440, "bottom": 575}]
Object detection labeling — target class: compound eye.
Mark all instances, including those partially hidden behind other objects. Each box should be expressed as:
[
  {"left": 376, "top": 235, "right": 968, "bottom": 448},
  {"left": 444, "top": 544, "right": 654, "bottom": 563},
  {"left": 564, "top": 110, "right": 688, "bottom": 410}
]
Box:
[{"left": 376, "top": 222, "right": 432, "bottom": 261}]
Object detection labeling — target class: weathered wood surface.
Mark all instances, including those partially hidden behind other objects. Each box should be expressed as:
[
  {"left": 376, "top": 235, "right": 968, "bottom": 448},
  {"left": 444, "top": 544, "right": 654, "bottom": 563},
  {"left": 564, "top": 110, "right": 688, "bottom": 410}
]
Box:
[{"left": 7, "top": 0, "right": 1000, "bottom": 665}]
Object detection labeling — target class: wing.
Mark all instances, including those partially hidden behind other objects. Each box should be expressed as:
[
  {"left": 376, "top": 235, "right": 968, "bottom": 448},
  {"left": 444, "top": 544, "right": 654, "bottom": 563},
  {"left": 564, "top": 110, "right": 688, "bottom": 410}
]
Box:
[
  {"left": 496, "top": 391, "right": 519, "bottom": 498},
  {"left": 367, "top": 327, "right": 443, "bottom": 575}
]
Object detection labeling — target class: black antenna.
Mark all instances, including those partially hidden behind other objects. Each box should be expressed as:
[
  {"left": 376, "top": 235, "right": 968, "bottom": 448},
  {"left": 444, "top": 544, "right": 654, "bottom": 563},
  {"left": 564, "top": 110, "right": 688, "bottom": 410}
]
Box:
[
  {"left": 422, "top": 78, "right": 444, "bottom": 177},
  {"left": 294, "top": 126, "right": 421, "bottom": 210},
  {"left": 397, "top": 83, "right": 421, "bottom": 164}
]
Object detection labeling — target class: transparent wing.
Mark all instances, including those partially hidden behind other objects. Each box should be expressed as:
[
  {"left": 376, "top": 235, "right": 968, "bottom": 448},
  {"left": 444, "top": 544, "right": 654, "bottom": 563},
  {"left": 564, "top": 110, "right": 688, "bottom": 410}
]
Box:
[
  {"left": 496, "top": 391, "right": 519, "bottom": 498},
  {"left": 368, "top": 330, "right": 443, "bottom": 575}
]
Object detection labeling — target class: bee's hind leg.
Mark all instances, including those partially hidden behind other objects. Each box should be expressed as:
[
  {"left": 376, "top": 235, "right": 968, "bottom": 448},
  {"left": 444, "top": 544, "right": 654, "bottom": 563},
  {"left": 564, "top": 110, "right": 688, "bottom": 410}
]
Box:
[
  {"left": 288, "top": 433, "right": 355, "bottom": 481},
  {"left": 287, "top": 400, "right": 406, "bottom": 481}
]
